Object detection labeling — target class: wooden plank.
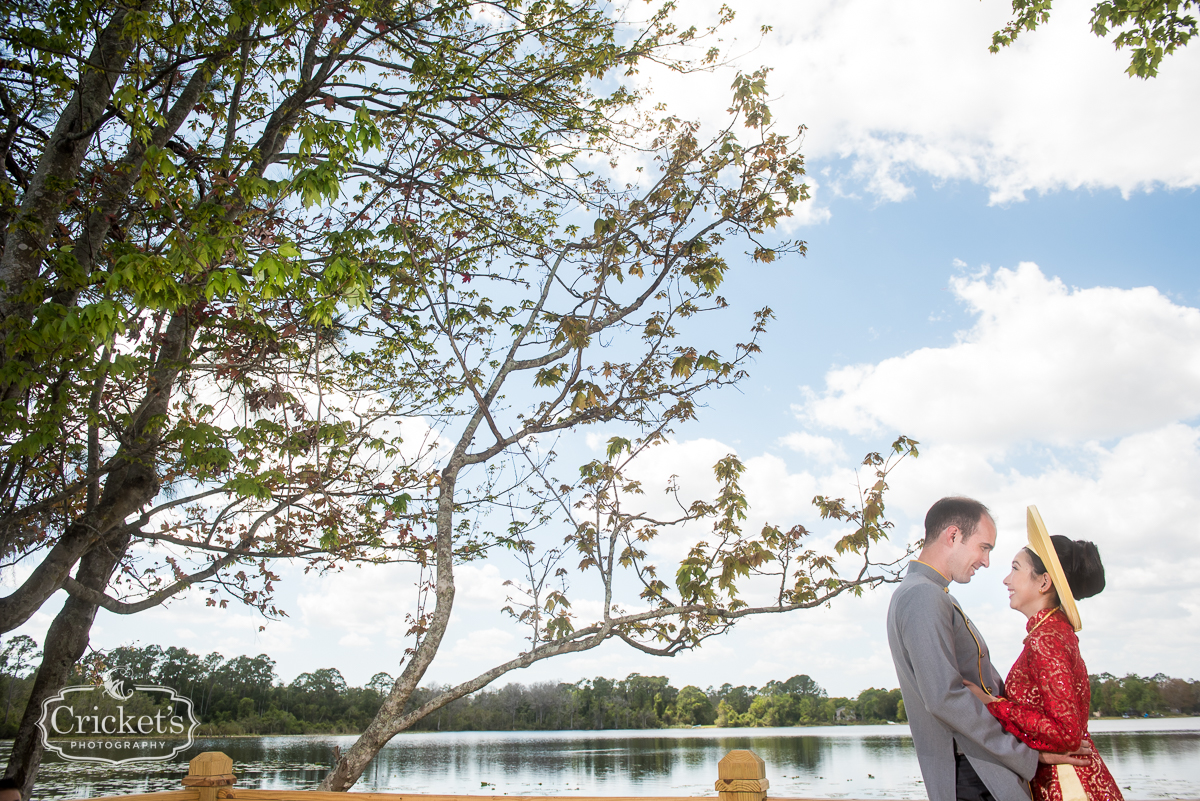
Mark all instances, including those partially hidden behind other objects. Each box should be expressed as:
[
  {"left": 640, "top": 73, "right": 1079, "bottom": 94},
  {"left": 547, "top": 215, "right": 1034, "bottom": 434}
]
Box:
[
  {"left": 218, "top": 794, "right": 872, "bottom": 801},
  {"left": 714, "top": 780, "right": 768, "bottom": 792},
  {"left": 220, "top": 793, "right": 715, "bottom": 801},
  {"left": 56, "top": 791, "right": 200, "bottom": 801},
  {"left": 221, "top": 795, "right": 892, "bottom": 801},
  {"left": 183, "top": 775, "right": 237, "bottom": 787}
]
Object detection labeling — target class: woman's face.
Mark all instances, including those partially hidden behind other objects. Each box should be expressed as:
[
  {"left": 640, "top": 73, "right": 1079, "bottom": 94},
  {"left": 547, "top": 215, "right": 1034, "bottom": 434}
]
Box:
[{"left": 1003, "top": 549, "right": 1053, "bottom": 617}]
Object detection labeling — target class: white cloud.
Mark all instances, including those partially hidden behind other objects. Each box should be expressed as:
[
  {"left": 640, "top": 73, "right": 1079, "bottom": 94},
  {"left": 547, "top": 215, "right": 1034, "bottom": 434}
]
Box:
[
  {"left": 797, "top": 263, "right": 1200, "bottom": 448},
  {"left": 455, "top": 564, "right": 512, "bottom": 608},
  {"left": 441, "top": 627, "right": 519, "bottom": 667},
  {"left": 640, "top": 0, "right": 1200, "bottom": 202},
  {"left": 297, "top": 563, "right": 419, "bottom": 650},
  {"left": 82, "top": 589, "right": 313, "bottom": 661},
  {"left": 339, "top": 631, "right": 372, "bottom": 648},
  {"left": 780, "top": 431, "right": 846, "bottom": 463},
  {"left": 246, "top": 618, "right": 308, "bottom": 653},
  {"left": 621, "top": 436, "right": 732, "bottom": 526},
  {"left": 731, "top": 592, "right": 900, "bottom": 692}
]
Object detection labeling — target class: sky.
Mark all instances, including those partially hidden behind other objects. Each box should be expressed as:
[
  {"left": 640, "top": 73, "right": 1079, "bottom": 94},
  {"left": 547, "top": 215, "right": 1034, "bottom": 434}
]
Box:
[{"left": 9, "top": 0, "right": 1200, "bottom": 700}]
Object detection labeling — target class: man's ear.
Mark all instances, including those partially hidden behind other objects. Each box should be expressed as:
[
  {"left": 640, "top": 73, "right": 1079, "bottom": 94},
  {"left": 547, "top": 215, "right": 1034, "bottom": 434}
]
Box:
[{"left": 945, "top": 525, "right": 959, "bottom": 544}]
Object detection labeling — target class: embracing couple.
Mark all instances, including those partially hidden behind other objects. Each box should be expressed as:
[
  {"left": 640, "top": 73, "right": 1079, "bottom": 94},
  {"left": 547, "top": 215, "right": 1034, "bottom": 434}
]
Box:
[{"left": 887, "top": 497, "right": 1123, "bottom": 801}]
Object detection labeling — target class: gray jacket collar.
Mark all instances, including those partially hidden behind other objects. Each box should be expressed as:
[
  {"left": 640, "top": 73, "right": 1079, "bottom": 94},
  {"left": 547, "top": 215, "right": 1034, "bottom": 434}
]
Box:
[{"left": 908, "top": 559, "right": 951, "bottom": 589}]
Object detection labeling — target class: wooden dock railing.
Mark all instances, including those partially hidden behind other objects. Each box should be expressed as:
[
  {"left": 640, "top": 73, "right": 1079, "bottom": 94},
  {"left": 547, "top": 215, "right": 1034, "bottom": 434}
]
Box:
[{"left": 61, "top": 749, "right": 776, "bottom": 801}]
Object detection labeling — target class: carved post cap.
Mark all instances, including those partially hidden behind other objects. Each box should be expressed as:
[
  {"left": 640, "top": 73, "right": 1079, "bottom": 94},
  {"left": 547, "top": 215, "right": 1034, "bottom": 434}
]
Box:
[
  {"left": 187, "top": 752, "right": 234, "bottom": 778},
  {"left": 718, "top": 750, "right": 766, "bottom": 780},
  {"left": 183, "top": 752, "right": 236, "bottom": 801},
  {"left": 716, "top": 750, "right": 767, "bottom": 801}
]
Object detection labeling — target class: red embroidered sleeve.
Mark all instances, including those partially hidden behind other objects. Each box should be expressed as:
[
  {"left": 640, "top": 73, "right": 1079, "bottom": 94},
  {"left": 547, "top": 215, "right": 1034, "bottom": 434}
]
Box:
[{"left": 986, "top": 625, "right": 1086, "bottom": 752}]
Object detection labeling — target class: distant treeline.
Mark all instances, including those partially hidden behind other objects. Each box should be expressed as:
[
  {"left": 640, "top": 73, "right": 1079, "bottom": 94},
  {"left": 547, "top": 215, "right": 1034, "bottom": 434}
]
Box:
[
  {"left": 1090, "top": 673, "right": 1200, "bottom": 718},
  {"left": 1, "top": 637, "right": 1197, "bottom": 736},
  {"left": 412, "top": 674, "right": 903, "bottom": 732}
]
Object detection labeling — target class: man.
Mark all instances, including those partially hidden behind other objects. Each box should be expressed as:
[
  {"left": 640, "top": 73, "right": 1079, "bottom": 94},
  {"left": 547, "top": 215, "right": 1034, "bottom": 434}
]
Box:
[{"left": 887, "top": 497, "right": 1083, "bottom": 801}]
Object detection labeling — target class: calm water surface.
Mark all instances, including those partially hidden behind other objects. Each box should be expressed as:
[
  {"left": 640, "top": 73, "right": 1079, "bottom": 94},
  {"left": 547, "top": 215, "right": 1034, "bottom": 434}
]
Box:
[{"left": 24, "top": 717, "right": 1200, "bottom": 801}]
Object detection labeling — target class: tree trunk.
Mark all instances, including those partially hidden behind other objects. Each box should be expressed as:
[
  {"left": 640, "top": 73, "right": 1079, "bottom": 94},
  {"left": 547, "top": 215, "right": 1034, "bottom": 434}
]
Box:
[
  {"left": 317, "top": 466, "right": 463, "bottom": 791},
  {"left": 3, "top": 672, "right": 15, "bottom": 726},
  {"left": 2, "top": 306, "right": 192, "bottom": 793},
  {"left": 3, "top": 528, "right": 131, "bottom": 798}
]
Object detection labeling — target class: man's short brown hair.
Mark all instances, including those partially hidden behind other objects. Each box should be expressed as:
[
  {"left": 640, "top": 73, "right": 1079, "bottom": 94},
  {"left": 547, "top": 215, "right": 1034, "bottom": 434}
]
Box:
[
  {"left": 0, "top": 777, "right": 23, "bottom": 801},
  {"left": 924, "top": 497, "right": 991, "bottom": 546}
]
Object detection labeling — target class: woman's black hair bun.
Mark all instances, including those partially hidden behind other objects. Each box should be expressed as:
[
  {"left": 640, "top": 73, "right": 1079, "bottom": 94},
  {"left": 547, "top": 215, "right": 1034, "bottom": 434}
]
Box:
[{"left": 1051, "top": 534, "right": 1106, "bottom": 600}]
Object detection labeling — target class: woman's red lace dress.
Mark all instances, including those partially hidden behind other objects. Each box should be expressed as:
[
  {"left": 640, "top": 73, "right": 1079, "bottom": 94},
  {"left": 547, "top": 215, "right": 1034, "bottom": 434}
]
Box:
[{"left": 987, "top": 607, "right": 1123, "bottom": 801}]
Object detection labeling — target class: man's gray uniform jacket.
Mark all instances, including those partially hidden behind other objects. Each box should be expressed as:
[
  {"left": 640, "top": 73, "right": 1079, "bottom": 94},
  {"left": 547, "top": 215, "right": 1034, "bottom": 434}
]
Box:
[{"left": 887, "top": 561, "right": 1038, "bottom": 801}]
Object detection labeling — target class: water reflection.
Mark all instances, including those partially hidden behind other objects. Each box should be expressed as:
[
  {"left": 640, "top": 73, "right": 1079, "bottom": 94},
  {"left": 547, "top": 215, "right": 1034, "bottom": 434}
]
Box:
[{"left": 20, "top": 719, "right": 1200, "bottom": 801}]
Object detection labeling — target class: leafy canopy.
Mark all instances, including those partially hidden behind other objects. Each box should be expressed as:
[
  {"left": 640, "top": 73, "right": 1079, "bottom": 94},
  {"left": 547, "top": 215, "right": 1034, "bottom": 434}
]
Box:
[{"left": 991, "top": 0, "right": 1197, "bottom": 77}]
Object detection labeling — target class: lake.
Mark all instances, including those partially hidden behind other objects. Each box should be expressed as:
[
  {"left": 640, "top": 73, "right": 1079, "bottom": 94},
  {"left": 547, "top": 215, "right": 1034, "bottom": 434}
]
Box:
[{"left": 23, "top": 717, "right": 1200, "bottom": 800}]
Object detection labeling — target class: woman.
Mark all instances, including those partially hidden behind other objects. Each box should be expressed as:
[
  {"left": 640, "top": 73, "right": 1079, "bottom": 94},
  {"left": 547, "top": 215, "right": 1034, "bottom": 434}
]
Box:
[{"left": 965, "top": 506, "right": 1123, "bottom": 801}]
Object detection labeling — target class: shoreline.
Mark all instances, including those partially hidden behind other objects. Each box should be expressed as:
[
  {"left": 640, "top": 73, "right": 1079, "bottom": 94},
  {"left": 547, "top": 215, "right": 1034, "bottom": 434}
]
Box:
[
  {"left": 14, "top": 715, "right": 1200, "bottom": 744},
  {"left": 174, "top": 714, "right": 1200, "bottom": 738}
]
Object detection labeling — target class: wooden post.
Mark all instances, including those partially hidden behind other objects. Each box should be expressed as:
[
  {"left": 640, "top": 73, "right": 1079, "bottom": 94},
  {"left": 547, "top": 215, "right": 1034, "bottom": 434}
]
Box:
[
  {"left": 715, "top": 750, "right": 768, "bottom": 801},
  {"left": 182, "top": 752, "right": 236, "bottom": 801}
]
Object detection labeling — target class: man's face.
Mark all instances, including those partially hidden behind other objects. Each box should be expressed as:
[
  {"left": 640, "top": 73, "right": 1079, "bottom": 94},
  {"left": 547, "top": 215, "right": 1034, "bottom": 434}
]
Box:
[
  {"left": 0, "top": 788, "right": 22, "bottom": 801},
  {"left": 945, "top": 514, "right": 996, "bottom": 584}
]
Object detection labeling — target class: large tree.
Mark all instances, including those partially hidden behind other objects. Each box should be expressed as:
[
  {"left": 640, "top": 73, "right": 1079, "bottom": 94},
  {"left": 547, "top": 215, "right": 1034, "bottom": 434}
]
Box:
[{"left": 0, "top": 0, "right": 917, "bottom": 793}]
